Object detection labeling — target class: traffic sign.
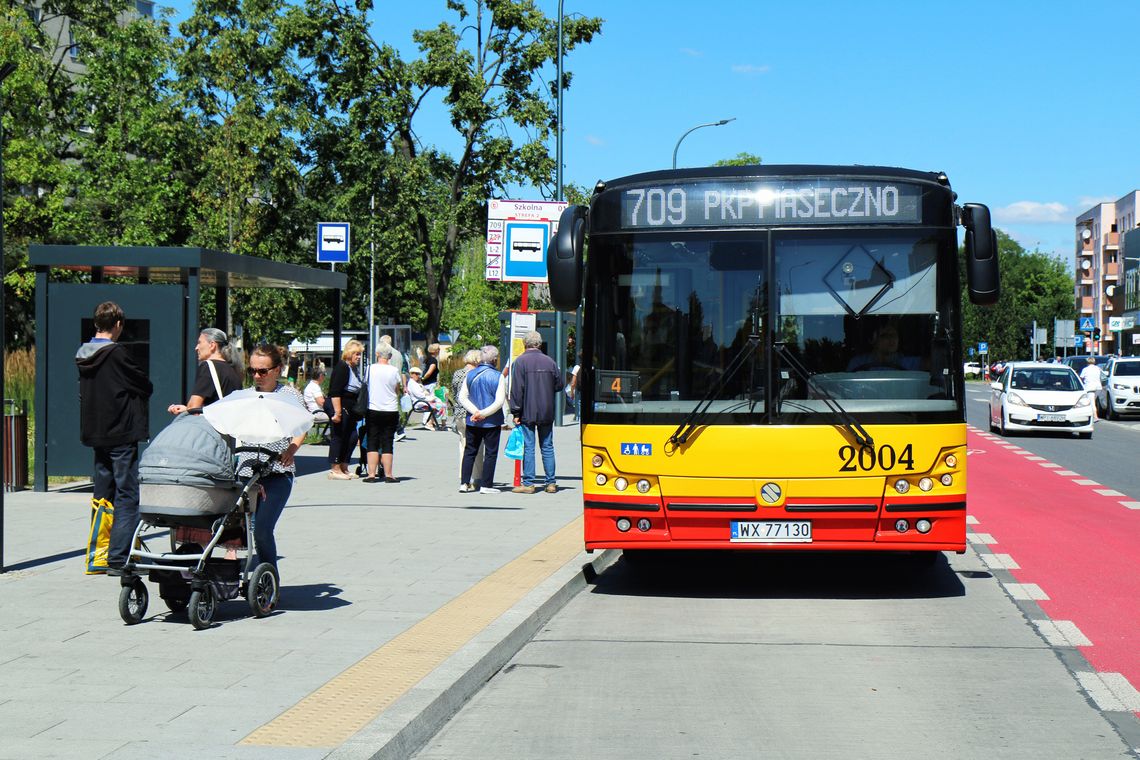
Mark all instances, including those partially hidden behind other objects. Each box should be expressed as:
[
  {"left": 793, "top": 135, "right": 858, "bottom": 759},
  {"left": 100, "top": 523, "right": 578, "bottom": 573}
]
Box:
[
  {"left": 485, "top": 199, "right": 567, "bottom": 282},
  {"left": 1080, "top": 316, "right": 1095, "bottom": 331},
  {"left": 978, "top": 342, "right": 989, "bottom": 354},
  {"left": 317, "top": 222, "right": 350, "bottom": 263},
  {"left": 1074, "top": 336, "right": 1084, "bottom": 348}
]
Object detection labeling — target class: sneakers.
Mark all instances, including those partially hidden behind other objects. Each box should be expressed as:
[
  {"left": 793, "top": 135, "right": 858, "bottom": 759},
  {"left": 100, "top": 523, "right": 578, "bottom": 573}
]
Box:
[
  {"left": 479, "top": 486, "right": 501, "bottom": 494},
  {"left": 544, "top": 483, "right": 558, "bottom": 494},
  {"left": 394, "top": 432, "right": 407, "bottom": 442},
  {"left": 512, "top": 485, "right": 537, "bottom": 494},
  {"left": 458, "top": 483, "right": 476, "bottom": 493}
]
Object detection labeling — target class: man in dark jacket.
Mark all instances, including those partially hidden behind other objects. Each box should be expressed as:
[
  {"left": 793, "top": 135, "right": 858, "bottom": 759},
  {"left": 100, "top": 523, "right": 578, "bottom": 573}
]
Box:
[
  {"left": 509, "top": 331, "right": 562, "bottom": 494},
  {"left": 76, "top": 301, "right": 153, "bottom": 574}
]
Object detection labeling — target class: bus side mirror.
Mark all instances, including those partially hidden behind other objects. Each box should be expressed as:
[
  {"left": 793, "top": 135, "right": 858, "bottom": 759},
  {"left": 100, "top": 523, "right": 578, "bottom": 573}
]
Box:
[
  {"left": 549, "top": 204, "right": 587, "bottom": 312},
  {"left": 962, "top": 203, "right": 1000, "bottom": 306}
]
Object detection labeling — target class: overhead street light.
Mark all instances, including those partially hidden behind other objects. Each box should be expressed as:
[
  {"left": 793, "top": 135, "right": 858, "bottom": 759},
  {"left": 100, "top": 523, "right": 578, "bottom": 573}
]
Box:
[{"left": 672, "top": 117, "right": 736, "bottom": 169}]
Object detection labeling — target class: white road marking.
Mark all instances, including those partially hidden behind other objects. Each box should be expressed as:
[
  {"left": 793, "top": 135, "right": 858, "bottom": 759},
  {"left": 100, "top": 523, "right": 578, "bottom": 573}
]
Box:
[
  {"left": 1038, "top": 462, "right": 1062, "bottom": 469},
  {"left": 1073, "top": 479, "right": 1100, "bottom": 486},
  {"left": 967, "top": 532, "right": 997, "bottom": 545},
  {"left": 1094, "top": 489, "right": 1125, "bottom": 497},
  {"left": 1120, "top": 502, "right": 1140, "bottom": 510},
  {"left": 1055, "top": 470, "right": 1080, "bottom": 477},
  {"left": 980, "top": 553, "right": 1020, "bottom": 570},
  {"left": 1025, "top": 456, "right": 1045, "bottom": 461},
  {"left": 966, "top": 515, "right": 980, "bottom": 525},
  {"left": 1032, "top": 619, "right": 1093, "bottom": 647},
  {"left": 1076, "top": 672, "right": 1140, "bottom": 712},
  {"left": 1004, "top": 582, "right": 1049, "bottom": 601}
]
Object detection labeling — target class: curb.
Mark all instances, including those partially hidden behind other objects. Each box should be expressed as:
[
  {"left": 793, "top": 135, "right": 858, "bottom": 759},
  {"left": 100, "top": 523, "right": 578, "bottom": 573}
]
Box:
[{"left": 328, "top": 548, "right": 620, "bottom": 760}]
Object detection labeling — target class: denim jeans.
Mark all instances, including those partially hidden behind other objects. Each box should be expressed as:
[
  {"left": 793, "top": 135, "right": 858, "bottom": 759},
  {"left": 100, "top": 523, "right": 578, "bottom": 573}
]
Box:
[
  {"left": 93, "top": 444, "right": 140, "bottom": 568},
  {"left": 254, "top": 473, "right": 293, "bottom": 570},
  {"left": 520, "top": 423, "right": 555, "bottom": 486}
]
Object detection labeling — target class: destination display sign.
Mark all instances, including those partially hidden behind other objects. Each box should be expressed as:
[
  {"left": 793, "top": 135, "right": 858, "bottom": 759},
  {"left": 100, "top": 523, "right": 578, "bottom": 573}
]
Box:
[{"left": 619, "top": 179, "right": 923, "bottom": 229}]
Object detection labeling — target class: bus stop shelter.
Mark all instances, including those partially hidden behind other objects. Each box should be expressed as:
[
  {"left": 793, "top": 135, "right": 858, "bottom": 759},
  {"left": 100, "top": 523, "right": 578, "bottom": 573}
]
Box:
[{"left": 29, "top": 245, "right": 346, "bottom": 491}]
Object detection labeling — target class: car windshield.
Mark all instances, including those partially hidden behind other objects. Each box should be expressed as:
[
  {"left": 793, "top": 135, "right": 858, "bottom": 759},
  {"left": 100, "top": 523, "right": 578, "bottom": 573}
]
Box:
[
  {"left": 1009, "top": 368, "right": 1081, "bottom": 392},
  {"left": 1114, "top": 362, "right": 1140, "bottom": 377}
]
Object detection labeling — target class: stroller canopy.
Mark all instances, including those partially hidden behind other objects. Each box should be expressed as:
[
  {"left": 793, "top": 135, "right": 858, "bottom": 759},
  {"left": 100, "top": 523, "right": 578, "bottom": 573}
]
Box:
[{"left": 140, "top": 412, "right": 236, "bottom": 488}]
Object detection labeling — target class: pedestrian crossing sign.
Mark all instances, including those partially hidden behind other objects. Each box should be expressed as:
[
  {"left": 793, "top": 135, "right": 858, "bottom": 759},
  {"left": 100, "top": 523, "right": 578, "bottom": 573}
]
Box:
[{"left": 1080, "top": 316, "right": 1095, "bottom": 331}]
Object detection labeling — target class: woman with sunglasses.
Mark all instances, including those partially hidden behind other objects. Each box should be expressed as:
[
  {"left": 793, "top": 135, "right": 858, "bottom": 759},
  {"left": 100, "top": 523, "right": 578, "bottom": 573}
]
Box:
[{"left": 237, "top": 344, "right": 308, "bottom": 581}]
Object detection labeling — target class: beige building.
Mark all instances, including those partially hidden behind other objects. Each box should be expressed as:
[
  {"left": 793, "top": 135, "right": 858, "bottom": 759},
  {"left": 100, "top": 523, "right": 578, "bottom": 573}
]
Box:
[{"left": 1075, "top": 190, "right": 1140, "bottom": 355}]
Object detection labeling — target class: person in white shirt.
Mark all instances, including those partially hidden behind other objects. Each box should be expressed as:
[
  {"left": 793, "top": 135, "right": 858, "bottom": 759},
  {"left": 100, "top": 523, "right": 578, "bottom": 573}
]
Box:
[
  {"left": 1079, "top": 357, "right": 1103, "bottom": 420},
  {"left": 303, "top": 366, "right": 330, "bottom": 424},
  {"left": 363, "top": 346, "right": 403, "bottom": 482}
]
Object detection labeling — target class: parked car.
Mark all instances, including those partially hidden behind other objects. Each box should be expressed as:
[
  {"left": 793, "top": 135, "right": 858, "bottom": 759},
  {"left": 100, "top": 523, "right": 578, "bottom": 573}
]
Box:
[
  {"left": 963, "top": 362, "right": 982, "bottom": 378},
  {"left": 1063, "top": 354, "right": 1110, "bottom": 373},
  {"left": 989, "top": 361, "right": 1094, "bottom": 438},
  {"left": 1096, "top": 357, "right": 1140, "bottom": 419}
]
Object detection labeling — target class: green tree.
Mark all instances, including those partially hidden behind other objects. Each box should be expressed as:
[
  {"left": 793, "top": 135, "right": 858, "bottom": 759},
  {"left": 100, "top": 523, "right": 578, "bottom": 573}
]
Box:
[
  {"left": 961, "top": 230, "right": 1076, "bottom": 362},
  {"left": 295, "top": 0, "right": 602, "bottom": 338},
  {"left": 714, "top": 151, "right": 762, "bottom": 166}
]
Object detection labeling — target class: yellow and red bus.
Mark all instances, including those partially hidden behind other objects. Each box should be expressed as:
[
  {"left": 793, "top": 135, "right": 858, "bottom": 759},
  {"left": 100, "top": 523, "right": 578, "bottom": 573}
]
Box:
[{"left": 548, "top": 165, "right": 998, "bottom": 558}]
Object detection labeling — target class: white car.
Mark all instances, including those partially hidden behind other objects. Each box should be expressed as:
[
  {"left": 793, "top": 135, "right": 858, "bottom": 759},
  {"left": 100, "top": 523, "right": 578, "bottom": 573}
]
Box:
[
  {"left": 1097, "top": 357, "right": 1140, "bottom": 419},
  {"left": 989, "top": 361, "right": 1094, "bottom": 438},
  {"left": 963, "top": 362, "right": 982, "bottom": 378}
]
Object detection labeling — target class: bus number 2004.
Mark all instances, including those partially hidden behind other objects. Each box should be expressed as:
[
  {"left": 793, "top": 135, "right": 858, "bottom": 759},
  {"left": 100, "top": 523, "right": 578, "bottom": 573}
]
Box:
[{"left": 838, "top": 444, "right": 915, "bottom": 472}]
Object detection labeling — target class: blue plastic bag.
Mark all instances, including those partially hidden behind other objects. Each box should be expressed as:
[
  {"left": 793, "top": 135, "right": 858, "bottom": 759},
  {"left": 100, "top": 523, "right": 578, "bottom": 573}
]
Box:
[{"left": 504, "top": 426, "right": 525, "bottom": 460}]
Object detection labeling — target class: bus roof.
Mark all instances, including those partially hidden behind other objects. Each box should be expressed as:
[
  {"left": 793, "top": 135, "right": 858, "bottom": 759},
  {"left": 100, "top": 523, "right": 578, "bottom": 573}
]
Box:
[{"left": 598, "top": 164, "right": 949, "bottom": 192}]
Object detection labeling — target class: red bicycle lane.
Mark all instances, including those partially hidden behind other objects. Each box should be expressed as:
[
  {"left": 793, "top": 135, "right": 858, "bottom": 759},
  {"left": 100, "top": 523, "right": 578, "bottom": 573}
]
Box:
[{"left": 965, "top": 427, "right": 1140, "bottom": 710}]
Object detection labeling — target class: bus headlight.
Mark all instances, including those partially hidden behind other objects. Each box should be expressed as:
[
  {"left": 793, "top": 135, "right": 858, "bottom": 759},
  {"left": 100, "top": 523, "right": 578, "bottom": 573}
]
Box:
[
  {"left": 595, "top": 474, "right": 607, "bottom": 486},
  {"left": 636, "top": 479, "right": 652, "bottom": 493},
  {"left": 616, "top": 517, "right": 631, "bottom": 532},
  {"left": 944, "top": 454, "right": 958, "bottom": 468},
  {"left": 919, "top": 477, "right": 933, "bottom": 492},
  {"left": 895, "top": 519, "right": 910, "bottom": 533},
  {"left": 894, "top": 480, "right": 910, "bottom": 494},
  {"left": 614, "top": 477, "right": 629, "bottom": 491},
  {"left": 592, "top": 454, "right": 604, "bottom": 467},
  {"left": 637, "top": 518, "right": 651, "bottom": 532},
  {"left": 940, "top": 474, "right": 953, "bottom": 486},
  {"left": 916, "top": 519, "right": 932, "bottom": 534}
]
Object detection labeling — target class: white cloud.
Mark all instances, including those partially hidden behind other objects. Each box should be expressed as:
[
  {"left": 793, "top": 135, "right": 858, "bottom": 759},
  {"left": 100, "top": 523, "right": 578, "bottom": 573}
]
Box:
[
  {"left": 680, "top": 47, "right": 703, "bottom": 57},
  {"left": 584, "top": 135, "right": 605, "bottom": 146},
  {"left": 992, "top": 201, "right": 1069, "bottom": 224},
  {"left": 731, "top": 63, "right": 771, "bottom": 75},
  {"left": 1076, "top": 195, "right": 1115, "bottom": 211}
]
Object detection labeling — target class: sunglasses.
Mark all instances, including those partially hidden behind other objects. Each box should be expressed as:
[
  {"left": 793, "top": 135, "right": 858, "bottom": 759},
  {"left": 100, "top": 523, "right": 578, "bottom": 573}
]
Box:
[{"left": 249, "top": 366, "right": 278, "bottom": 376}]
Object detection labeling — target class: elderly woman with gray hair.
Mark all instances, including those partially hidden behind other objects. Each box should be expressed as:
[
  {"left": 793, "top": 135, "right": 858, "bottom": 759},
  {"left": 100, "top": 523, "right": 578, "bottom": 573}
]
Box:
[
  {"left": 458, "top": 345, "right": 507, "bottom": 493},
  {"left": 450, "top": 349, "right": 484, "bottom": 488},
  {"left": 167, "top": 327, "right": 242, "bottom": 414}
]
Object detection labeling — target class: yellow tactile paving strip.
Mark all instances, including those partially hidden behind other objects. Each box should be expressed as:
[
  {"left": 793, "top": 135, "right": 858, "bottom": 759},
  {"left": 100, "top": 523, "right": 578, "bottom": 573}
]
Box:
[{"left": 241, "top": 515, "right": 585, "bottom": 748}]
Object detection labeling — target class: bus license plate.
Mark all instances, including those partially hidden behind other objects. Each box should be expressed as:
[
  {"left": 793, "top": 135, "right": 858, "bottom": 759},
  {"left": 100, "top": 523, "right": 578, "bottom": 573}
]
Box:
[
  {"left": 1037, "top": 413, "right": 1065, "bottom": 422},
  {"left": 730, "top": 521, "right": 812, "bottom": 543}
]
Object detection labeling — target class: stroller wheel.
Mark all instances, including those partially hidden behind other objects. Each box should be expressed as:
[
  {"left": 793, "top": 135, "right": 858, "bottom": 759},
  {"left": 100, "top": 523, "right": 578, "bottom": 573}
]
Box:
[
  {"left": 118, "top": 578, "right": 149, "bottom": 625},
  {"left": 248, "top": 562, "right": 279, "bottom": 618},
  {"left": 188, "top": 586, "right": 216, "bottom": 630}
]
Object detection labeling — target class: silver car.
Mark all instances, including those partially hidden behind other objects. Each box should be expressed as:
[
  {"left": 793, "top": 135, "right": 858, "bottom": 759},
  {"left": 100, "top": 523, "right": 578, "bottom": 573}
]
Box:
[
  {"left": 989, "top": 361, "right": 1094, "bottom": 438},
  {"left": 1097, "top": 357, "right": 1140, "bottom": 419}
]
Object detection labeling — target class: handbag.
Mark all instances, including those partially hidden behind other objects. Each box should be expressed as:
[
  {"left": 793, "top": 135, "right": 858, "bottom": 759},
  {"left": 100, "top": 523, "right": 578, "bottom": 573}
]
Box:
[
  {"left": 85, "top": 497, "right": 113, "bottom": 574},
  {"left": 352, "top": 387, "right": 369, "bottom": 418},
  {"left": 504, "top": 426, "right": 525, "bottom": 460}
]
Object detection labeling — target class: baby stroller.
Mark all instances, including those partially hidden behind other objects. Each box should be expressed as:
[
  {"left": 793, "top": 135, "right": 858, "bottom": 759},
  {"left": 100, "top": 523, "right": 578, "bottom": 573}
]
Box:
[{"left": 116, "top": 409, "right": 290, "bottom": 629}]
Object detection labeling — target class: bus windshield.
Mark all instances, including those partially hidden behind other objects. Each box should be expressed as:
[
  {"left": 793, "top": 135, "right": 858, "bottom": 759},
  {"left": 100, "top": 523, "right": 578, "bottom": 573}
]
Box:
[{"left": 587, "top": 228, "right": 961, "bottom": 424}]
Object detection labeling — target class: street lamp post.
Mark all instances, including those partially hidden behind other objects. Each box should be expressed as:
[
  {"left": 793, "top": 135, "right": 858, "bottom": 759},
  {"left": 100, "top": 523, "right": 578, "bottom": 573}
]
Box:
[
  {"left": 0, "top": 61, "right": 17, "bottom": 572},
  {"left": 672, "top": 117, "right": 736, "bottom": 169}
]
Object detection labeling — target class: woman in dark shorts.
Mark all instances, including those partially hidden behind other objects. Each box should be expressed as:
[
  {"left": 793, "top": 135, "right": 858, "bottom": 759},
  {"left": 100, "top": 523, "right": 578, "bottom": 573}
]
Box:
[
  {"left": 326, "top": 340, "right": 364, "bottom": 479},
  {"left": 362, "top": 345, "right": 402, "bottom": 483}
]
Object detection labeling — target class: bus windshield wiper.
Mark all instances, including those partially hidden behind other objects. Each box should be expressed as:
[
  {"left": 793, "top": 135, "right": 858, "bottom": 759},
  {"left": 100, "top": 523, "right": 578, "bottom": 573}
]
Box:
[
  {"left": 774, "top": 342, "right": 874, "bottom": 448},
  {"left": 667, "top": 333, "right": 761, "bottom": 448}
]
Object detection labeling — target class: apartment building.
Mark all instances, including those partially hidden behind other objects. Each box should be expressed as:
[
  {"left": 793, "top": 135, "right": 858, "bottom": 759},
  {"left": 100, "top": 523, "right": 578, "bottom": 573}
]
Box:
[
  {"left": 24, "top": 0, "right": 155, "bottom": 76},
  {"left": 1075, "top": 190, "right": 1140, "bottom": 355}
]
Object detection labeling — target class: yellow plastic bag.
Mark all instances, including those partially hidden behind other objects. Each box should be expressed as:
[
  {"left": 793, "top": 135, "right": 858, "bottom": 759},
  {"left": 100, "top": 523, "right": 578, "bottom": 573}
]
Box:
[{"left": 85, "top": 498, "right": 114, "bottom": 575}]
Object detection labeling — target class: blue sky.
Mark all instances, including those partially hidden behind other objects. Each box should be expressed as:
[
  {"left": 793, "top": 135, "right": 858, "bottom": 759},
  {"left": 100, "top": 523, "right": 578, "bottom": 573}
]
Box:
[{"left": 165, "top": 0, "right": 1140, "bottom": 261}]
